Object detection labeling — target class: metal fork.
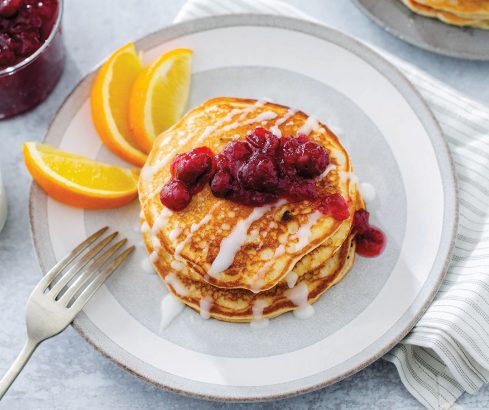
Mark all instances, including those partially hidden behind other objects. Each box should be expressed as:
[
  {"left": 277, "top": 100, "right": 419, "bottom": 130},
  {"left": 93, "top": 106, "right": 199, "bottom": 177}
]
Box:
[{"left": 0, "top": 227, "right": 135, "bottom": 399}]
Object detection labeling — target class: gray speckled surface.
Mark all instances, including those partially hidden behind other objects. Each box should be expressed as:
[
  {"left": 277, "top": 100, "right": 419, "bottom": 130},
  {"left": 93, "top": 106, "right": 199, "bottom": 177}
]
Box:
[{"left": 0, "top": 0, "right": 488, "bottom": 408}]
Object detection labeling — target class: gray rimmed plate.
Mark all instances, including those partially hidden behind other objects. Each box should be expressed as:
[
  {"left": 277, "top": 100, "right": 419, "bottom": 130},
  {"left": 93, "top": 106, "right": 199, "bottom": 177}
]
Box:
[
  {"left": 354, "top": 0, "right": 489, "bottom": 60},
  {"left": 29, "top": 15, "right": 457, "bottom": 401}
]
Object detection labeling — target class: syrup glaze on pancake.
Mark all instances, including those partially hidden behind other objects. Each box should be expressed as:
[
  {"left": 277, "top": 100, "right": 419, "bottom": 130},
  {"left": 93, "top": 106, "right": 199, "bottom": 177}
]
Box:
[
  {"left": 143, "top": 220, "right": 356, "bottom": 322},
  {"left": 139, "top": 97, "right": 358, "bottom": 292},
  {"left": 400, "top": 0, "right": 489, "bottom": 28}
]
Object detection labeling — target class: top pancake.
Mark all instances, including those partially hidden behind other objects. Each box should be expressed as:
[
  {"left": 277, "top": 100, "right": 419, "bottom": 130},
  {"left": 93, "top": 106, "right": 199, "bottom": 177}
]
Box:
[{"left": 139, "top": 97, "right": 357, "bottom": 292}]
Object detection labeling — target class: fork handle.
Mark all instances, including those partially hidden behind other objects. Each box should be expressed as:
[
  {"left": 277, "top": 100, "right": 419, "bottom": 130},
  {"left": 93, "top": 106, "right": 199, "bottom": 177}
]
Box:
[{"left": 0, "top": 338, "right": 39, "bottom": 400}]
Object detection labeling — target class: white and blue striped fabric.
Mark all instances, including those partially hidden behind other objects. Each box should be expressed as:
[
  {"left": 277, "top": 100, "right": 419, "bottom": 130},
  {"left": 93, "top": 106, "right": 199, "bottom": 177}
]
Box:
[{"left": 176, "top": 1, "right": 489, "bottom": 408}]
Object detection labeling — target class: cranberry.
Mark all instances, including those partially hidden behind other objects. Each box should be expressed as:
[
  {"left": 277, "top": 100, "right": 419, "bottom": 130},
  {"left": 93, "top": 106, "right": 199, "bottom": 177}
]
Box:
[
  {"left": 246, "top": 128, "right": 279, "bottom": 156},
  {"left": 238, "top": 154, "right": 279, "bottom": 191},
  {"left": 172, "top": 148, "right": 213, "bottom": 186},
  {"left": 282, "top": 137, "right": 300, "bottom": 166},
  {"left": 356, "top": 227, "right": 386, "bottom": 257},
  {"left": 0, "top": 0, "right": 22, "bottom": 17},
  {"left": 352, "top": 209, "right": 386, "bottom": 257},
  {"left": 160, "top": 180, "right": 191, "bottom": 211},
  {"left": 210, "top": 169, "right": 233, "bottom": 197},
  {"left": 281, "top": 138, "right": 329, "bottom": 178},
  {"left": 319, "top": 194, "right": 349, "bottom": 220},
  {"left": 246, "top": 127, "right": 270, "bottom": 149},
  {"left": 221, "top": 141, "right": 252, "bottom": 162},
  {"left": 286, "top": 179, "right": 320, "bottom": 202},
  {"left": 353, "top": 209, "right": 370, "bottom": 234},
  {"left": 294, "top": 141, "right": 329, "bottom": 177}
]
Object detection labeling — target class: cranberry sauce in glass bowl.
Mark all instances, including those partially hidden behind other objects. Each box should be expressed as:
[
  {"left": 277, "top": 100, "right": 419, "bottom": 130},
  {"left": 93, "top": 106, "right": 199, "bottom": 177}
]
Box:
[{"left": 0, "top": 0, "right": 65, "bottom": 119}]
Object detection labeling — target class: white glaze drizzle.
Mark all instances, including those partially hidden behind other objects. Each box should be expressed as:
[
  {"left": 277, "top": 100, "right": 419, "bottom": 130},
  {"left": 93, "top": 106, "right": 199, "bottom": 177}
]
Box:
[
  {"left": 140, "top": 221, "right": 150, "bottom": 234},
  {"left": 293, "top": 304, "right": 315, "bottom": 319},
  {"left": 270, "top": 108, "right": 297, "bottom": 137},
  {"left": 359, "top": 182, "right": 376, "bottom": 203},
  {"left": 285, "top": 271, "right": 298, "bottom": 288},
  {"left": 166, "top": 272, "right": 188, "bottom": 296},
  {"left": 159, "top": 293, "right": 185, "bottom": 332},
  {"left": 208, "top": 199, "right": 287, "bottom": 277},
  {"left": 197, "top": 100, "right": 265, "bottom": 145},
  {"left": 152, "top": 208, "right": 173, "bottom": 235},
  {"left": 140, "top": 164, "right": 154, "bottom": 182},
  {"left": 221, "top": 110, "right": 277, "bottom": 132},
  {"left": 169, "top": 227, "right": 182, "bottom": 242},
  {"left": 294, "top": 211, "right": 322, "bottom": 252},
  {"left": 152, "top": 235, "right": 161, "bottom": 250},
  {"left": 286, "top": 282, "right": 309, "bottom": 306},
  {"left": 250, "top": 299, "right": 270, "bottom": 329},
  {"left": 297, "top": 115, "right": 319, "bottom": 135},
  {"left": 141, "top": 258, "right": 155, "bottom": 274},
  {"left": 285, "top": 282, "right": 315, "bottom": 320},
  {"left": 174, "top": 204, "right": 219, "bottom": 256},
  {"left": 274, "top": 244, "right": 285, "bottom": 257},
  {"left": 170, "top": 260, "right": 184, "bottom": 271},
  {"left": 318, "top": 164, "right": 336, "bottom": 181},
  {"left": 199, "top": 296, "right": 213, "bottom": 320}
]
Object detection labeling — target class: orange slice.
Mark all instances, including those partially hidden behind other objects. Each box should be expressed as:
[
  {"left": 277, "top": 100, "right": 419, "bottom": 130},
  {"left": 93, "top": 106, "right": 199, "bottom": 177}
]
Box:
[
  {"left": 129, "top": 48, "right": 192, "bottom": 154},
  {"left": 91, "top": 43, "right": 147, "bottom": 167},
  {"left": 23, "top": 142, "right": 139, "bottom": 209}
]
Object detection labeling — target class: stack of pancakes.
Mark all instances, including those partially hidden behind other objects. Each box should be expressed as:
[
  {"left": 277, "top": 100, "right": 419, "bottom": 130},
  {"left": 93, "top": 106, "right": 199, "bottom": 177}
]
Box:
[
  {"left": 139, "top": 98, "right": 363, "bottom": 323},
  {"left": 400, "top": 0, "right": 489, "bottom": 29}
]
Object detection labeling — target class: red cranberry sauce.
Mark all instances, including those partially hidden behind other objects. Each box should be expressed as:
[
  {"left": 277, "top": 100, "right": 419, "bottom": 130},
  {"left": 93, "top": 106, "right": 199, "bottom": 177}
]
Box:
[
  {"left": 209, "top": 127, "right": 331, "bottom": 207},
  {"left": 160, "top": 147, "right": 215, "bottom": 211},
  {"left": 352, "top": 209, "right": 386, "bottom": 257},
  {"left": 318, "top": 193, "right": 350, "bottom": 221},
  {"left": 0, "top": 0, "right": 58, "bottom": 69},
  {"left": 160, "top": 127, "right": 355, "bottom": 217}
]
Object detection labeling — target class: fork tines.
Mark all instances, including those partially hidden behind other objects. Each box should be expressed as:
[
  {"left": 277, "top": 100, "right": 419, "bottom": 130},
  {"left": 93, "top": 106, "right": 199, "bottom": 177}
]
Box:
[{"left": 35, "top": 227, "right": 134, "bottom": 309}]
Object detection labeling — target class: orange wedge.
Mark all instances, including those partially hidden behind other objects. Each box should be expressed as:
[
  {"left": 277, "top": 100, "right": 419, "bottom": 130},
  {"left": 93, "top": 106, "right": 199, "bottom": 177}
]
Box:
[
  {"left": 129, "top": 48, "right": 192, "bottom": 154},
  {"left": 91, "top": 43, "right": 147, "bottom": 167},
  {"left": 23, "top": 142, "right": 139, "bottom": 209}
]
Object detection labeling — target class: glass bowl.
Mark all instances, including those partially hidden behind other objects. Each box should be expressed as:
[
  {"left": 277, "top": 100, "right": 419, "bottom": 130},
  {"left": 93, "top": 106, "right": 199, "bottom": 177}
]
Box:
[{"left": 0, "top": 0, "right": 65, "bottom": 119}]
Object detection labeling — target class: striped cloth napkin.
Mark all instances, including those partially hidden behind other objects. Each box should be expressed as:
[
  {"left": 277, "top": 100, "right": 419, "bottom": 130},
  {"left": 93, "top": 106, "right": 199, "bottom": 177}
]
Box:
[{"left": 176, "top": 1, "right": 489, "bottom": 408}]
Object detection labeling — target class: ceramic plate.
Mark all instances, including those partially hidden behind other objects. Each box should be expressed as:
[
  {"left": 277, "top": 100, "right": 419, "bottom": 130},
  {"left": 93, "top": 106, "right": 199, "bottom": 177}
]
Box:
[
  {"left": 30, "top": 15, "right": 457, "bottom": 401},
  {"left": 354, "top": 0, "right": 489, "bottom": 60}
]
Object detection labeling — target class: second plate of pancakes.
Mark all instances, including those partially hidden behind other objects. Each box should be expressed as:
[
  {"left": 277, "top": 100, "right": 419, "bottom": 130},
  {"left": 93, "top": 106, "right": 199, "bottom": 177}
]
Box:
[
  {"left": 354, "top": 0, "right": 489, "bottom": 60},
  {"left": 29, "top": 15, "right": 457, "bottom": 401}
]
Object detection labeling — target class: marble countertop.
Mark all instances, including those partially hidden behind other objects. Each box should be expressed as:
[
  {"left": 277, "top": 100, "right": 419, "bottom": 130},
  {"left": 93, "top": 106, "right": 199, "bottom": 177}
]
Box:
[{"left": 1, "top": 0, "right": 488, "bottom": 408}]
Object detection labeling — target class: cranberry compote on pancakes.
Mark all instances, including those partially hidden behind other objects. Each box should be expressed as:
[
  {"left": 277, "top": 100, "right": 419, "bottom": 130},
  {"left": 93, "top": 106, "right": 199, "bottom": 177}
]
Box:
[{"left": 159, "top": 127, "right": 385, "bottom": 257}]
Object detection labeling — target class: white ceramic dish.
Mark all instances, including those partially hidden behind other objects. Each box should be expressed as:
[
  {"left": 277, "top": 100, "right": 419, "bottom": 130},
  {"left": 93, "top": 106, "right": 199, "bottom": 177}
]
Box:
[{"left": 30, "top": 15, "right": 457, "bottom": 401}]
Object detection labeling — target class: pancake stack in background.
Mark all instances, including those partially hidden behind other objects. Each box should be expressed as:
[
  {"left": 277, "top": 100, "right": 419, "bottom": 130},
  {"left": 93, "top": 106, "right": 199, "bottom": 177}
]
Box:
[
  {"left": 400, "top": 0, "right": 489, "bottom": 29},
  {"left": 139, "top": 98, "right": 363, "bottom": 324}
]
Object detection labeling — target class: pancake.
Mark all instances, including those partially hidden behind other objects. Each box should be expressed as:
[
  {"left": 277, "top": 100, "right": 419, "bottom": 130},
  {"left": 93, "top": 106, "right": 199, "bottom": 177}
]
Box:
[
  {"left": 400, "top": 0, "right": 489, "bottom": 28},
  {"left": 144, "top": 219, "right": 356, "bottom": 322},
  {"left": 415, "top": 0, "right": 489, "bottom": 19},
  {"left": 139, "top": 97, "right": 358, "bottom": 292}
]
